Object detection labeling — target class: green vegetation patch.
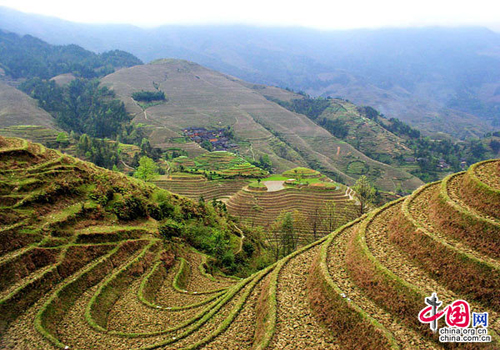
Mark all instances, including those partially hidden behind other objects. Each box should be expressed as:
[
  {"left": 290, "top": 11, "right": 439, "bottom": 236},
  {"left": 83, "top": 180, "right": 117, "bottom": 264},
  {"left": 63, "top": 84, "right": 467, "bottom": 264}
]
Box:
[
  {"left": 173, "top": 151, "right": 268, "bottom": 178},
  {"left": 346, "top": 160, "right": 369, "bottom": 175}
]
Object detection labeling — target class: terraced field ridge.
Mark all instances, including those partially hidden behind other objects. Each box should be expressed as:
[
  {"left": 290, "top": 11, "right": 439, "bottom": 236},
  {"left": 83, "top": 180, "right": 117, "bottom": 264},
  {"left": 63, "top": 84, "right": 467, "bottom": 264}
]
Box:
[
  {"left": 1, "top": 137, "right": 499, "bottom": 349},
  {"left": 154, "top": 174, "right": 250, "bottom": 202},
  {"left": 226, "top": 185, "right": 358, "bottom": 243}
]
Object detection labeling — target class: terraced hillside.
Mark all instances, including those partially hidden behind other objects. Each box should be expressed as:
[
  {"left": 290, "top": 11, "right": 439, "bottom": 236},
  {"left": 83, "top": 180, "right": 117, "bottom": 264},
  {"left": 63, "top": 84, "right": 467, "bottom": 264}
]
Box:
[
  {"left": 154, "top": 174, "right": 250, "bottom": 201},
  {"left": 172, "top": 152, "right": 268, "bottom": 178},
  {"left": 0, "top": 81, "right": 56, "bottom": 128},
  {"left": 101, "top": 59, "right": 423, "bottom": 192},
  {"left": 0, "top": 125, "right": 61, "bottom": 148},
  {"left": 226, "top": 185, "right": 358, "bottom": 242},
  {"left": 2, "top": 138, "right": 499, "bottom": 349},
  {"left": 313, "top": 99, "right": 412, "bottom": 162}
]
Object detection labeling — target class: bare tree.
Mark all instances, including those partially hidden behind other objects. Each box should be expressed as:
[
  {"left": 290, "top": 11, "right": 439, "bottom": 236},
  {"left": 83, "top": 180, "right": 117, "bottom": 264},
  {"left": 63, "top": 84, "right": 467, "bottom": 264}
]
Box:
[
  {"left": 322, "top": 200, "right": 338, "bottom": 233},
  {"left": 307, "top": 205, "right": 323, "bottom": 240}
]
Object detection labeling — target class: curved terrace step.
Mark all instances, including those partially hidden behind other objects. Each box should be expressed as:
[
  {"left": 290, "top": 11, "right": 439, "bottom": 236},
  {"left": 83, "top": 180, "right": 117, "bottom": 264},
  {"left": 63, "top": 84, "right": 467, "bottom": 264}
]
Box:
[
  {"left": 429, "top": 172, "right": 500, "bottom": 259},
  {"left": 398, "top": 182, "right": 500, "bottom": 312},
  {"left": 320, "top": 219, "right": 434, "bottom": 349},
  {"left": 347, "top": 201, "right": 500, "bottom": 344},
  {"left": 460, "top": 160, "right": 500, "bottom": 218}
]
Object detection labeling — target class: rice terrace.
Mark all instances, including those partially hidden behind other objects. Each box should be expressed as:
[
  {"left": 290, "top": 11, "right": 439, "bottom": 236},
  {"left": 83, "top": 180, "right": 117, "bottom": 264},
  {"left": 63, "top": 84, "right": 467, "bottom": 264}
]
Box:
[
  {"left": 1, "top": 134, "right": 500, "bottom": 349},
  {"left": 0, "top": 7, "right": 500, "bottom": 349}
]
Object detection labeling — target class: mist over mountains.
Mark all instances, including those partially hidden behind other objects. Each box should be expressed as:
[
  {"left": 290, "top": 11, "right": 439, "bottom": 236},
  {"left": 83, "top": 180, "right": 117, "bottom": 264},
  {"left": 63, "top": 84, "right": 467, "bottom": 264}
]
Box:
[{"left": 1, "top": 6, "right": 500, "bottom": 138}]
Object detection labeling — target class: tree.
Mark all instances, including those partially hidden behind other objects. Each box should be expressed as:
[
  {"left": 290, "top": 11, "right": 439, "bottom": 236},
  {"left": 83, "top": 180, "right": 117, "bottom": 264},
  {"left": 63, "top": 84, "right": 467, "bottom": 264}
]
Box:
[
  {"left": 140, "top": 138, "right": 152, "bottom": 155},
  {"left": 134, "top": 156, "right": 159, "bottom": 182},
  {"left": 258, "top": 154, "right": 272, "bottom": 171},
  {"left": 491, "top": 140, "right": 500, "bottom": 154},
  {"left": 266, "top": 211, "right": 298, "bottom": 261},
  {"left": 292, "top": 210, "right": 310, "bottom": 243},
  {"left": 56, "top": 132, "right": 69, "bottom": 148},
  {"left": 265, "top": 224, "right": 282, "bottom": 262},
  {"left": 353, "top": 175, "right": 375, "bottom": 215},
  {"left": 201, "top": 140, "right": 213, "bottom": 151},
  {"left": 322, "top": 200, "right": 337, "bottom": 233},
  {"left": 210, "top": 229, "right": 229, "bottom": 261},
  {"left": 280, "top": 212, "right": 297, "bottom": 256},
  {"left": 306, "top": 205, "right": 323, "bottom": 241}
]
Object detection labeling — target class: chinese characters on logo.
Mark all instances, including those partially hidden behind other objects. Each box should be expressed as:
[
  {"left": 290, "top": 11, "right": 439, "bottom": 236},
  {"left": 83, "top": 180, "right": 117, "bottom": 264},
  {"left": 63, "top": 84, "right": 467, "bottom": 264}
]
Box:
[{"left": 418, "top": 293, "right": 491, "bottom": 343}]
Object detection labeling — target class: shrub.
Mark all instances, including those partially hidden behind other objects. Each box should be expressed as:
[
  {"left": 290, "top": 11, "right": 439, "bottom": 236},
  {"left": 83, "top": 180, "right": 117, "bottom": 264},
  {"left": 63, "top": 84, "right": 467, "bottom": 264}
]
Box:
[
  {"left": 221, "top": 251, "right": 236, "bottom": 271},
  {"left": 159, "top": 219, "right": 184, "bottom": 240},
  {"left": 132, "top": 90, "right": 166, "bottom": 102},
  {"left": 111, "top": 194, "right": 146, "bottom": 221},
  {"left": 243, "top": 242, "right": 255, "bottom": 257}
]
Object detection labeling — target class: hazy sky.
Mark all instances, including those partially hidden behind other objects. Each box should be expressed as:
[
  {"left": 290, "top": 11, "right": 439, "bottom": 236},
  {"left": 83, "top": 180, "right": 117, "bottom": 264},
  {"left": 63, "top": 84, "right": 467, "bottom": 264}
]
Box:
[{"left": 0, "top": 0, "right": 499, "bottom": 30}]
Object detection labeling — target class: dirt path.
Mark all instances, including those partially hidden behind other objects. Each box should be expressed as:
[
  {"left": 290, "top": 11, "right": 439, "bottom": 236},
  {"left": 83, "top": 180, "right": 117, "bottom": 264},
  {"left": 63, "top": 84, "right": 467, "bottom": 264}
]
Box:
[
  {"left": 232, "top": 224, "right": 245, "bottom": 255},
  {"left": 130, "top": 97, "right": 149, "bottom": 120}
]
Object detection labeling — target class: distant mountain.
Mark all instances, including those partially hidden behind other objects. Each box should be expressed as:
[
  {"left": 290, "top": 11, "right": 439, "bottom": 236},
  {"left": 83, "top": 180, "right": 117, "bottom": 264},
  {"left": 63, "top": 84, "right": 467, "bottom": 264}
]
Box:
[
  {"left": 101, "top": 59, "right": 423, "bottom": 191},
  {"left": 0, "top": 28, "right": 142, "bottom": 80},
  {"left": 0, "top": 6, "right": 499, "bottom": 138}
]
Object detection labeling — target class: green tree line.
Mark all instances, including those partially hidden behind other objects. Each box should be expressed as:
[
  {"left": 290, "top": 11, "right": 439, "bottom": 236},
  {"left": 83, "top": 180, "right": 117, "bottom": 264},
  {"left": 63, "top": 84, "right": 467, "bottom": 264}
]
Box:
[
  {"left": 20, "top": 78, "right": 131, "bottom": 139},
  {"left": 0, "top": 30, "right": 142, "bottom": 79}
]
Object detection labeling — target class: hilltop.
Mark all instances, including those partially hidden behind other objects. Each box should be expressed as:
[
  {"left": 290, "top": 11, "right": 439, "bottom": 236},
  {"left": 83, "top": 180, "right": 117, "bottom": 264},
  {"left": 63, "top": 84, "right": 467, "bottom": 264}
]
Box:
[
  {"left": 101, "top": 59, "right": 423, "bottom": 192},
  {"left": 1, "top": 137, "right": 499, "bottom": 349}
]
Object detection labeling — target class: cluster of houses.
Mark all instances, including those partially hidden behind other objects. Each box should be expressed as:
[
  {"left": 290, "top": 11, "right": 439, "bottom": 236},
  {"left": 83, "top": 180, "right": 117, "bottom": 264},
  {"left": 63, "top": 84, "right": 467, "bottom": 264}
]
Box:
[{"left": 183, "top": 127, "right": 238, "bottom": 151}]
